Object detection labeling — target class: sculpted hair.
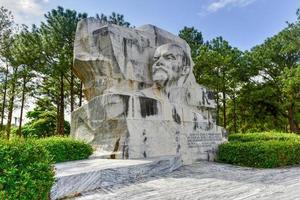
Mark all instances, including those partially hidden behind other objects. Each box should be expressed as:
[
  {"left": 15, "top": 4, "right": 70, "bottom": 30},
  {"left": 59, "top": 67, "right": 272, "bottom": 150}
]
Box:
[
  {"left": 167, "top": 44, "right": 191, "bottom": 67},
  {"left": 182, "top": 50, "right": 190, "bottom": 67}
]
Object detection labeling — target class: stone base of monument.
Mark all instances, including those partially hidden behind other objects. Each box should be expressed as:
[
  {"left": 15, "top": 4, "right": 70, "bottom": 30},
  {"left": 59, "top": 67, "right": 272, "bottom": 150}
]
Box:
[{"left": 50, "top": 156, "right": 182, "bottom": 200}]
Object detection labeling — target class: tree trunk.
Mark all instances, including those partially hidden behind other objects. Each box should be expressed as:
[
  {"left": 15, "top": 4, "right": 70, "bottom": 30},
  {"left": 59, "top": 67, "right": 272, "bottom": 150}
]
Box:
[
  {"left": 6, "top": 67, "right": 18, "bottom": 139},
  {"left": 221, "top": 68, "right": 227, "bottom": 129},
  {"left": 70, "top": 69, "right": 74, "bottom": 112},
  {"left": 79, "top": 81, "right": 83, "bottom": 107},
  {"left": 216, "top": 92, "right": 219, "bottom": 125},
  {"left": 233, "top": 95, "right": 237, "bottom": 133},
  {"left": 222, "top": 91, "right": 226, "bottom": 129},
  {"left": 216, "top": 76, "right": 220, "bottom": 126},
  {"left": 59, "top": 73, "right": 64, "bottom": 135},
  {"left": 0, "top": 63, "right": 9, "bottom": 130},
  {"left": 56, "top": 95, "right": 60, "bottom": 135},
  {"left": 18, "top": 75, "right": 27, "bottom": 137},
  {"left": 287, "top": 104, "right": 299, "bottom": 133}
]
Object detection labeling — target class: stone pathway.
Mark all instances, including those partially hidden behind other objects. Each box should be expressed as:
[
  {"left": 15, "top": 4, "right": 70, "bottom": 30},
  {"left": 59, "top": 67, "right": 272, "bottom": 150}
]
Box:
[{"left": 72, "top": 162, "right": 300, "bottom": 200}]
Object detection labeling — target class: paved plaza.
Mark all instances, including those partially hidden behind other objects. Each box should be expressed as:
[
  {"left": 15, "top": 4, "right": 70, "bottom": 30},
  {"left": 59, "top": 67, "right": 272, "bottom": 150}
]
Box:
[{"left": 73, "top": 161, "right": 300, "bottom": 200}]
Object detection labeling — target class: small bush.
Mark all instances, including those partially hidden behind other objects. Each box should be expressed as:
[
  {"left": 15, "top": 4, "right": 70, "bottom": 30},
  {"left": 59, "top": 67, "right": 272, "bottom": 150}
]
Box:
[
  {"left": 0, "top": 139, "right": 54, "bottom": 200},
  {"left": 228, "top": 132, "right": 300, "bottom": 142},
  {"left": 217, "top": 132, "right": 300, "bottom": 168},
  {"left": 0, "top": 137, "right": 93, "bottom": 199},
  {"left": 33, "top": 137, "right": 93, "bottom": 163}
]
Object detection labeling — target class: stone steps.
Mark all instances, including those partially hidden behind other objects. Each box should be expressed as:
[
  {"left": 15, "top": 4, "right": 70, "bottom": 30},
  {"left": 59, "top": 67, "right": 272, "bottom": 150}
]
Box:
[{"left": 50, "top": 156, "right": 182, "bottom": 200}]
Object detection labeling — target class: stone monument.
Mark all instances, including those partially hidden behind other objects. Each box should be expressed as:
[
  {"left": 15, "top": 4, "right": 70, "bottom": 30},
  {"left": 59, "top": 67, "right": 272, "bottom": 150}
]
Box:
[{"left": 70, "top": 18, "right": 226, "bottom": 165}]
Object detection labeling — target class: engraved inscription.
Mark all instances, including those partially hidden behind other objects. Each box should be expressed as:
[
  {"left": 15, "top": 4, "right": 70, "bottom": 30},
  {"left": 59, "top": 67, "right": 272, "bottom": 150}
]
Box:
[{"left": 187, "top": 132, "right": 223, "bottom": 148}]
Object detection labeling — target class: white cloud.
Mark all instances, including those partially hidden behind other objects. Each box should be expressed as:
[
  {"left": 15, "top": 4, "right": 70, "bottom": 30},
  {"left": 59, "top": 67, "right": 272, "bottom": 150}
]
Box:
[
  {"left": 200, "top": 0, "right": 256, "bottom": 15},
  {"left": 0, "top": 0, "right": 50, "bottom": 25}
]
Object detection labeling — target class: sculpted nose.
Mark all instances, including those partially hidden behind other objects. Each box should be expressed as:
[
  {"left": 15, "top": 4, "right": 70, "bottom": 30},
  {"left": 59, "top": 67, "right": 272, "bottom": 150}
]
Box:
[{"left": 155, "top": 60, "right": 163, "bottom": 66}]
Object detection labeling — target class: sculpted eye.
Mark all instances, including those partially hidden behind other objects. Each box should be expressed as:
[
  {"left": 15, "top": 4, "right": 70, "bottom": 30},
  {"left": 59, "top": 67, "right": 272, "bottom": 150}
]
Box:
[
  {"left": 153, "top": 56, "right": 159, "bottom": 62},
  {"left": 165, "top": 54, "right": 176, "bottom": 60}
]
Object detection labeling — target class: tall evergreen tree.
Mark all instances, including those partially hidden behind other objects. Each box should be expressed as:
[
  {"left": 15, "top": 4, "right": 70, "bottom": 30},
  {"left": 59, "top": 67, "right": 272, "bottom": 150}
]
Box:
[
  {"left": 179, "top": 26, "right": 203, "bottom": 59},
  {"left": 96, "top": 12, "right": 131, "bottom": 27},
  {"left": 194, "top": 37, "right": 244, "bottom": 129},
  {"left": 39, "top": 7, "right": 87, "bottom": 135}
]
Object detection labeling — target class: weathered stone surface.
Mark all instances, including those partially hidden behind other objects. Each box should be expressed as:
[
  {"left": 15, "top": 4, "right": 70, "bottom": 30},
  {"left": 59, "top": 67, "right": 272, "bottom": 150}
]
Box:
[
  {"left": 71, "top": 18, "right": 226, "bottom": 164},
  {"left": 50, "top": 156, "right": 181, "bottom": 200},
  {"left": 73, "top": 20, "right": 192, "bottom": 100},
  {"left": 71, "top": 162, "right": 300, "bottom": 200}
]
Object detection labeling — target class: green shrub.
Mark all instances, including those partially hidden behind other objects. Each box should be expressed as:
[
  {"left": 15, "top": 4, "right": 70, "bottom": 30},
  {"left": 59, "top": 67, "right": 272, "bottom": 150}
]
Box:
[
  {"left": 0, "top": 139, "right": 54, "bottom": 200},
  {"left": 217, "top": 140, "right": 300, "bottom": 168},
  {"left": 33, "top": 137, "right": 94, "bottom": 163},
  {"left": 12, "top": 117, "right": 71, "bottom": 138},
  {"left": 0, "top": 137, "right": 93, "bottom": 199},
  {"left": 19, "top": 98, "right": 71, "bottom": 138},
  {"left": 228, "top": 132, "right": 300, "bottom": 142}
]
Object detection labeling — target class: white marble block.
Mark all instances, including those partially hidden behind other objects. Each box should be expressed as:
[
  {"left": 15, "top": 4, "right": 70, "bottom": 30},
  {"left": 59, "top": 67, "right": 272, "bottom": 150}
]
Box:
[{"left": 50, "top": 156, "right": 182, "bottom": 199}]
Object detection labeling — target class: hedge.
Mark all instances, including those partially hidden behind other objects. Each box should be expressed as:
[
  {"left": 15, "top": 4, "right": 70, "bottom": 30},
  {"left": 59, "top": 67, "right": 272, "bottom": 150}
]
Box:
[
  {"left": 228, "top": 132, "right": 300, "bottom": 142},
  {"left": 217, "top": 133, "right": 300, "bottom": 168},
  {"left": 0, "top": 137, "right": 93, "bottom": 200},
  {"left": 0, "top": 139, "right": 54, "bottom": 200},
  {"left": 33, "top": 137, "right": 94, "bottom": 163}
]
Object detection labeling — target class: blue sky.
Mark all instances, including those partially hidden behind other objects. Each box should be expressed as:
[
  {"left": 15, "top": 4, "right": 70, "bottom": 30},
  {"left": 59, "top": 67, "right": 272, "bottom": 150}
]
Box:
[{"left": 1, "top": 0, "right": 299, "bottom": 50}]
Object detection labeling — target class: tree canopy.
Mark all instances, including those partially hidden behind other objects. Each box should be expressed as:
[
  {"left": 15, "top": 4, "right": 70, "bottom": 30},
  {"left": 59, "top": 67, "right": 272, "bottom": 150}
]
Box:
[{"left": 0, "top": 5, "right": 299, "bottom": 139}]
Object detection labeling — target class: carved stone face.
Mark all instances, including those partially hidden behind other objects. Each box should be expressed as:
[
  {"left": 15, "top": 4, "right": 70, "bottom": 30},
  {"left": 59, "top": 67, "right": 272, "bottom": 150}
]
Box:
[{"left": 152, "top": 44, "right": 189, "bottom": 87}]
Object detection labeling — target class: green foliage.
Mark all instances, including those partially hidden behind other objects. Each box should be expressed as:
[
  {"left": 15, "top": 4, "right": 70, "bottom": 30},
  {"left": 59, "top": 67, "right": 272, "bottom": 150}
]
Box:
[
  {"left": 217, "top": 132, "right": 300, "bottom": 168},
  {"left": 241, "top": 17, "right": 300, "bottom": 133},
  {"left": 183, "top": 9, "right": 300, "bottom": 133},
  {"left": 0, "top": 139, "right": 54, "bottom": 200},
  {"left": 19, "top": 111, "right": 70, "bottom": 138},
  {"left": 33, "top": 137, "right": 93, "bottom": 163},
  {"left": 18, "top": 98, "right": 70, "bottom": 138},
  {"left": 22, "top": 111, "right": 57, "bottom": 137},
  {"left": 232, "top": 82, "right": 287, "bottom": 133},
  {"left": 0, "top": 6, "right": 15, "bottom": 52},
  {"left": 96, "top": 12, "right": 131, "bottom": 27},
  {"left": 0, "top": 125, "right": 9, "bottom": 139},
  {"left": 228, "top": 132, "right": 300, "bottom": 142},
  {"left": 0, "top": 137, "right": 93, "bottom": 199},
  {"left": 38, "top": 7, "right": 88, "bottom": 135},
  {"left": 179, "top": 26, "right": 203, "bottom": 58},
  {"left": 194, "top": 37, "right": 244, "bottom": 129},
  {"left": 217, "top": 140, "right": 300, "bottom": 168}
]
